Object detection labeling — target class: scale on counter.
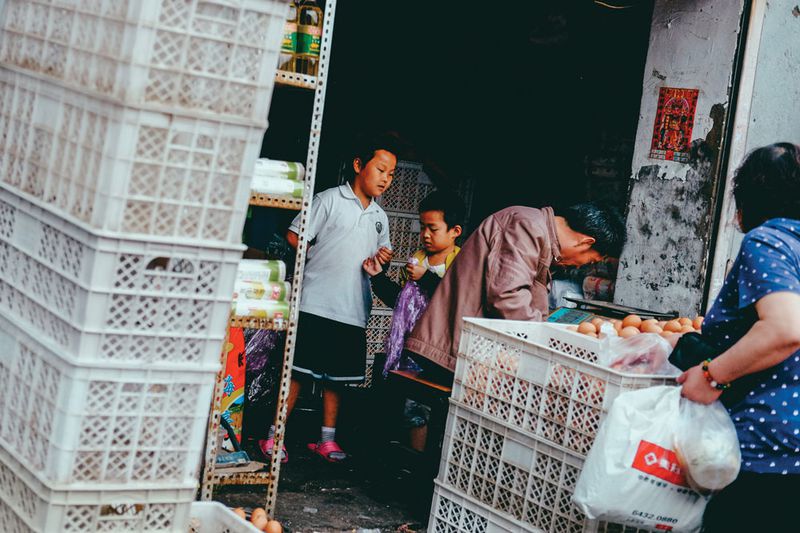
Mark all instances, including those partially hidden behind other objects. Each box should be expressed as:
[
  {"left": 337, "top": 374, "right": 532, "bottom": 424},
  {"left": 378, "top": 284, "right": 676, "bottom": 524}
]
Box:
[{"left": 548, "top": 298, "right": 678, "bottom": 322}]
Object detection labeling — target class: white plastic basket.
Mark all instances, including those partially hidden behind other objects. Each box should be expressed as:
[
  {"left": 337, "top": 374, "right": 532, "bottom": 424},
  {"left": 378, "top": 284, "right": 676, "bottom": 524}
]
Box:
[
  {"left": 0, "top": 0, "right": 289, "bottom": 125},
  {"left": 435, "top": 405, "right": 645, "bottom": 533},
  {"left": 0, "top": 311, "right": 216, "bottom": 488},
  {"left": 0, "top": 439, "right": 196, "bottom": 532},
  {"left": 188, "top": 502, "right": 262, "bottom": 533},
  {"left": 455, "top": 318, "right": 672, "bottom": 457},
  {"left": 429, "top": 482, "right": 525, "bottom": 533},
  {"left": 376, "top": 161, "right": 435, "bottom": 214},
  {"left": 0, "top": 67, "right": 263, "bottom": 245},
  {"left": 437, "top": 405, "right": 589, "bottom": 533},
  {"left": 387, "top": 213, "right": 421, "bottom": 264},
  {"left": 0, "top": 187, "right": 240, "bottom": 369}
]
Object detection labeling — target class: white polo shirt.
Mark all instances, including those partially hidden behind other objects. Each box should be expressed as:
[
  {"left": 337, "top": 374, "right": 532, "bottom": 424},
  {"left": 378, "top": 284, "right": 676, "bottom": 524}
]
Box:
[{"left": 289, "top": 183, "right": 391, "bottom": 328}]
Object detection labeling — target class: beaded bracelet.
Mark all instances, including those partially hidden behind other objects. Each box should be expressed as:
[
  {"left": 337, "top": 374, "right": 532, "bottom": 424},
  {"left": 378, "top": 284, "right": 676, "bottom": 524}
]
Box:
[{"left": 701, "top": 358, "right": 731, "bottom": 390}]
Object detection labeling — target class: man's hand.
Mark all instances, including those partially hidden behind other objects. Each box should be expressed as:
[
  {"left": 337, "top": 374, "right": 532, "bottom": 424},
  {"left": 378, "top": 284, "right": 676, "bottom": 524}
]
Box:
[
  {"left": 375, "top": 246, "right": 394, "bottom": 265},
  {"left": 406, "top": 262, "right": 426, "bottom": 281},
  {"left": 362, "top": 257, "right": 383, "bottom": 277}
]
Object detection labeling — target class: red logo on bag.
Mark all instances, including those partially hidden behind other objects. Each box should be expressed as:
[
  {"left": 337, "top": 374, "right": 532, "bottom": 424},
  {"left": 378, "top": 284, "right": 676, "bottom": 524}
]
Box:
[{"left": 631, "top": 440, "right": 687, "bottom": 487}]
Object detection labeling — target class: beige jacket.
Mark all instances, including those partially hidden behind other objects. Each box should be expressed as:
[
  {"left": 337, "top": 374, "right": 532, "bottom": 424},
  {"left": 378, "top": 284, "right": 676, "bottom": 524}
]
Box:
[{"left": 404, "top": 206, "right": 561, "bottom": 372}]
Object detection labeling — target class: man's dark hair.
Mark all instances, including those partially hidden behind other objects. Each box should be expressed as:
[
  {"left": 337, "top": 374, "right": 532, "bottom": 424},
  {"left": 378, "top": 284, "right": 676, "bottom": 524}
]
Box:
[
  {"left": 349, "top": 132, "right": 404, "bottom": 180},
  {"left": 733, "top": 142, "right": 800, "bottom": 232},
  {"left": 419, "top": 190, "right": 465, "bottom": 229},
  {"left": 561, "top": 202, "right": 626, "bottom": 257}
]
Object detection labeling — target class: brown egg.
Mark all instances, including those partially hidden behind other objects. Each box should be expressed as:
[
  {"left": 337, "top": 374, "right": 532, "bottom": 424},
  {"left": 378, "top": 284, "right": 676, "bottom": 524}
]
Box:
[
  {"left": 640, "top": 318, "right": 658, "bottom": 330},
  {"left": 640, "top": 322, "right": 663, "bottom": 334},
  {"left": 620, "top": 326, "right": 640, "bottom": 338},
  {"left": 251, "top": 515, "right": 268, "bottom": 531},
  {"left": 232, "top": 508, "right": 246, "bottom": 520},
  {"left": 657, "top": 321, "right": 667, "bottom": 328},
  {"left": 622, "top": 314, "right": 642, "bottom": 329},
  {"left": 590, "top": 317, "right": 606, "bottom": 329},
  {"left": 585, "top": 332, "right": 599, "bottom": 338},
  {"left": 680, "top": 325, "right": 695, "bottom": 334},
  {"left": 663, "top": 320, "right": 683, "bottom": 333},
  {"left": 264, "top": 520, "right": 283, "bottom": 533},
  {"left": 660, "top": 331, "right": 676, "bottom": 339},
  {"left": 678, "top": 317, "right": 693, "bottom": 327},
  {"left": 577, "top": 321, "right": 597, "bottom": 335},
  {"left": 693, "top": 316, "right": 704, "bottom": 330}
]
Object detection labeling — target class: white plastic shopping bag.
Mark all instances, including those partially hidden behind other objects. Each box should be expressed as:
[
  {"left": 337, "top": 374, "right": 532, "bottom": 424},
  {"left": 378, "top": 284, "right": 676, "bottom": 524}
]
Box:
[{"left": 573, "top": 386, "right": 713, "bottom": 532}]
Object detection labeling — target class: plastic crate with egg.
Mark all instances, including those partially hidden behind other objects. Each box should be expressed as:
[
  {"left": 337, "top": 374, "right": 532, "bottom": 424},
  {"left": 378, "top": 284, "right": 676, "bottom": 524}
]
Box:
[{"left": 453, "top": 318, "right": 672, "bottom": 457}]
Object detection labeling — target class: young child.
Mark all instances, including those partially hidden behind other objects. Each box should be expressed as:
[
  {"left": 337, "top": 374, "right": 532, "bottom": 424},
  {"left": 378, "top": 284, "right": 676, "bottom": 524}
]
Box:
[
  {"left": 261, "top": 133, "right": 399, "bottom": 463},
  {"left": 363, "top": 191, "right": 464, "bottom": 372},
  {"left": 362, "top": 190, "right": 464, "bottom": 451}
]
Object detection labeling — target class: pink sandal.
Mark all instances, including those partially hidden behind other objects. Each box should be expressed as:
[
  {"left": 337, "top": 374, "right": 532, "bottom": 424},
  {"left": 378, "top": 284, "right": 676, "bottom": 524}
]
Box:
[
  {"left": 307, "top": 441, "right": 347, "bottom": 463},
  {"left": 259, "top": 438, "right": 288, "bottom": 464}
]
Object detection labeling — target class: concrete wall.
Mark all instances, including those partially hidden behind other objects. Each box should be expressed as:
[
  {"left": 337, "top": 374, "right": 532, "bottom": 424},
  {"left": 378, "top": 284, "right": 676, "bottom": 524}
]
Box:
[
  {"left": 707, "top": 0, "right": 800, "bottom": 303},
  {"left": 614, "top": 0, "right": 745, "bottom": 315}
]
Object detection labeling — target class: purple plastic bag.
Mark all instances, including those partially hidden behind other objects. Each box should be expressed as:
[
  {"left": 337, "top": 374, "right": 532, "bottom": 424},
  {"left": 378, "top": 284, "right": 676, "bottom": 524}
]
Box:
[{"left": 383, "top": 280, "right": 430, "bottom": 376}]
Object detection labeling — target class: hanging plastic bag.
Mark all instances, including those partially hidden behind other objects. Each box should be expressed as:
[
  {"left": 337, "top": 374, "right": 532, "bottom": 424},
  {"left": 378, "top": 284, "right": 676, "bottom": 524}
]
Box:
[
  {"left": 674, "top": 395, "right": 741, "bottom": 491},
  {"left": 598, "top": 332, "right": 679, "bottom": 376},
  {"left": 573, "top": 386, "right": 710, "bottom": 532}
]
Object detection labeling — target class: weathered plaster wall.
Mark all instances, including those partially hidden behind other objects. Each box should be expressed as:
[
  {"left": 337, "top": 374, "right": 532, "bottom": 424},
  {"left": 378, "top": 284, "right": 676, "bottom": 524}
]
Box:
[
  {"left": 708, "top": 0, "right": 800, "bottom": 304},
  {"left": 615, "top": 0, "right": 745, "bottom": 315}
]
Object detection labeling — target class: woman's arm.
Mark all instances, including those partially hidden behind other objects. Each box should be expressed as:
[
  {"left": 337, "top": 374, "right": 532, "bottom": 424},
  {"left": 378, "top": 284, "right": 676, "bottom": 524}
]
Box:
[{"left": 678, "top": 292, "right": 800, "bottom": 403}]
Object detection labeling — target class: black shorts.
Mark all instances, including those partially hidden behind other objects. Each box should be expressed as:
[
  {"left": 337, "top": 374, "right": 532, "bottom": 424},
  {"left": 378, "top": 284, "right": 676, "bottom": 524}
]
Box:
[{"left": 292, "top": 312, "right": 367, "bottom": 384}]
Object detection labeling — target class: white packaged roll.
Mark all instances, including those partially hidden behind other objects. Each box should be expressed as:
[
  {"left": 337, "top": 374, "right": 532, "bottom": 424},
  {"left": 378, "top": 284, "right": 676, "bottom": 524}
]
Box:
[
  {"left": 231, "top": 299, "right": 290, "bottom": 320},
  {"left": 233, "top": 280, "right": 290, "bottom": 302},
  {"left": 250, "top": 175, "right": 304, "bottom": 198},
  {"left": 253, "top": 159, "right": 305, "bottom": 180},
  {"left": 236, "top": 260, "right": 286, "bottom": 283}
]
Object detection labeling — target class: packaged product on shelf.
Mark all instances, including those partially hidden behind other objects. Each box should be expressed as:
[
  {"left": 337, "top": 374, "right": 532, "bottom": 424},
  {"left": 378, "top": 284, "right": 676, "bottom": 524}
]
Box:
[
  {"left": 296, "top": 0, "right": 323, "bottom": 76},
  {"left": 251, "top": 176, "right": 304, "bottom": 198},
  {"left": 237, "top": 260, "right": 287, "bottom": 283},
  {"left": 234, "top": 280, "right": 291, "bottom": 302},
  {"left": 232, "top": 299, "right": 290, "bottom": 320},
  {"left": 279, "top": 2, "right": 298, "bottom": 72},
  {"left": 254, "top": 159, "right": 306, "bottom": 181}
]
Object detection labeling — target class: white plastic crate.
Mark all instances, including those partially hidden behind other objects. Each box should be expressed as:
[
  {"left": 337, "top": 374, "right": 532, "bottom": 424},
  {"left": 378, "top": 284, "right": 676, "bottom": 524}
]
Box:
[
  {"left": 0, "top": 67, "right": 263, "bottom": 244},
  {"left": 437, "top": 405, "right": 589, "bottom": 533},
  {"left": 188, "top": 502, "right": 261, "bottom": 533},
  {"left": 429, "top": 482, "right": 526, "bottom": 533},
  {"left": 0, "top": 187, "right": 240, "bottom": 369},
  {"left": 387, "top": 212, "right": 421, "bottom": 263},
  {"left": 376, "top": 161, "right": 435, "bottom": 214},
  {"left": 454, "top": 318, "right": 672, "bottom": 457},
  {"left": 0, "top": 311, "right": 216, "bottom": 487},
  {"left": 0, "top": 0, "right": 289, "bottom": 125},
  {"left": 0, "top": 438, "right": 196, "bottom": 532},
  {"left": 366, "top": 309, "right": 392, "bottom": 359}
]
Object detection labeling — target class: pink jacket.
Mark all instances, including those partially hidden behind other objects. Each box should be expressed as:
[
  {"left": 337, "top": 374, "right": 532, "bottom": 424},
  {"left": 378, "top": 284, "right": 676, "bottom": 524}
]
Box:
[{"left": 404, "top": 206, "right": 561, "bottom": 372}]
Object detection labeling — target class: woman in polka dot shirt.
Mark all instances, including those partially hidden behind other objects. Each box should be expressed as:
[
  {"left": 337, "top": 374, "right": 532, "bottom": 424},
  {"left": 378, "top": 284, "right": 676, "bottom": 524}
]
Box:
[{"left": 676, "top": 143, "right": 800, "bottom": 531}]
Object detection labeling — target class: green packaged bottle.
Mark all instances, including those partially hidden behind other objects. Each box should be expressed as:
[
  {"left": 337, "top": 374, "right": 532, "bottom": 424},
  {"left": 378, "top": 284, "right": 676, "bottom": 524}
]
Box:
[
  {"left": 279, "top": 1, "right": 298, "bottom": 72},
  {"left": 296, "top": 0, "right": 323, "bottom": 76}
]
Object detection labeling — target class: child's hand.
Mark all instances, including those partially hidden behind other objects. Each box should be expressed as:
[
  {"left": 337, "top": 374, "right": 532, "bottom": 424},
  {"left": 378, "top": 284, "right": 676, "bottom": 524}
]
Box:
[
  {"left": 362, "top": 257, "right": 383, "bottom": 277},
  {"left": 406, "top": 262, "right": 426, "bottom": 281},
  {"left": 375, "top": 246, "right": 394, "bottom": 265}
]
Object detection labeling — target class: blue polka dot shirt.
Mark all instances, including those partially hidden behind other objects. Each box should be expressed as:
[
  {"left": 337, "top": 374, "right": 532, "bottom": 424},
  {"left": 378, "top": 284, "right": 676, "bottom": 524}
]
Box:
[{"left": 702, "top": 218, "right": 800, "bottom": 474}]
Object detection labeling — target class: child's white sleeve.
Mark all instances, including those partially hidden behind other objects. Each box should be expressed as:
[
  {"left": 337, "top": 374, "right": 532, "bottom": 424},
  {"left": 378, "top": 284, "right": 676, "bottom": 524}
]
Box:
[
  {"left": 378, "top": 212, "right": 392, "bottom": 250},
  {"left": 288, "top": 193, "right": 328, "bottom": 241}
]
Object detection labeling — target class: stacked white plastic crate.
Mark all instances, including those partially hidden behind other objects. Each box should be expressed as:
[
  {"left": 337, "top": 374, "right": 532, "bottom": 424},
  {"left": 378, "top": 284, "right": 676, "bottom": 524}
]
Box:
[
  {"left": 0, "top": 0, "right": 288, "bottom": 530},
  {"left": 429, "top": 319, "right": 671, "bottom": 533}
]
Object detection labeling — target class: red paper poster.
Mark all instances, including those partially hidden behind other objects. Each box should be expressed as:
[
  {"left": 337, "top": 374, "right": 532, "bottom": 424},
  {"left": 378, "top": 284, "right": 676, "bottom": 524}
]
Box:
[{"left": 649, "top": 87, "right": 699, "bottom": 163}]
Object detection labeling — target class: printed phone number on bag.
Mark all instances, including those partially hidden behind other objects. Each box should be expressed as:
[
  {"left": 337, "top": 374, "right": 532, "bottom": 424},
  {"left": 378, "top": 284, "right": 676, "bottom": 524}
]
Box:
[{"left": 632, "top": 510, "right": 679, "bottom": 524}]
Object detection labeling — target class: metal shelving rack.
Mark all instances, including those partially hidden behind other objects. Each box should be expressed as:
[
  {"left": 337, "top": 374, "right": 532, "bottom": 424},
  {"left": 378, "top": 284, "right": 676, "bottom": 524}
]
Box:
[{"left": 200, "top": 0, "right": 338, "bottom": 516}]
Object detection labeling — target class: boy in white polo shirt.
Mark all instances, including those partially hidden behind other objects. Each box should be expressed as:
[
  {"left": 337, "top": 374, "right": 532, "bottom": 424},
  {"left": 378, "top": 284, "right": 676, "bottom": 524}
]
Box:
[{"left": 259, "top": 133, "right": 399, "bottom": 463}]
